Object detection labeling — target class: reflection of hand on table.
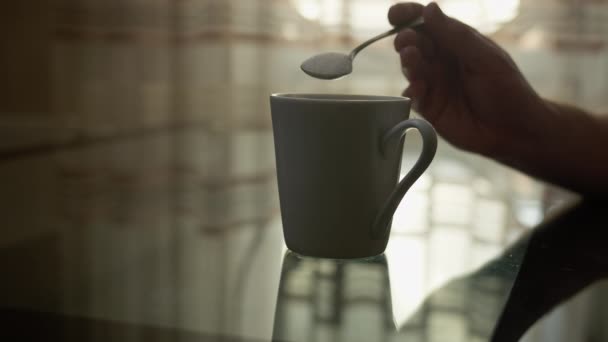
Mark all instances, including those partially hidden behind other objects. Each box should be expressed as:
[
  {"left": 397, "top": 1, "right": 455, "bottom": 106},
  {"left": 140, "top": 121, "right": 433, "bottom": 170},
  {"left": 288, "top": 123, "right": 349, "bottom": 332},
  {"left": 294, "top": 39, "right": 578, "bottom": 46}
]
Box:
[
  {"left": 396, "top": 230, "right": 530, "bottom": 340},
  {"left": 398, "top": 200, "right": 608, "bottom": 341},
  {"left": 491, "top": 200, "right": 608, "bottom": 342}
]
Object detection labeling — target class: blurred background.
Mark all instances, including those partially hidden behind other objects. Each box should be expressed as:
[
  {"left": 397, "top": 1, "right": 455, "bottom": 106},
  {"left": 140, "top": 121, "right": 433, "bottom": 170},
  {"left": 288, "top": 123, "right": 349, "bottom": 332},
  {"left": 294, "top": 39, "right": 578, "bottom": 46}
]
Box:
[{"left": 1, "top": 0, "right": 607, "bottom": 341}]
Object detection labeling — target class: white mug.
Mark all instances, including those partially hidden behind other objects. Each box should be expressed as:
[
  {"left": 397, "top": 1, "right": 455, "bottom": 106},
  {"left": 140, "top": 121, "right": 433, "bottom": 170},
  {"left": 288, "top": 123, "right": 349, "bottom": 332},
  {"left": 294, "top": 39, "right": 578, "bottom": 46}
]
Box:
[{"left": 270, "top": 94, "right": 437, "bottom": 258}]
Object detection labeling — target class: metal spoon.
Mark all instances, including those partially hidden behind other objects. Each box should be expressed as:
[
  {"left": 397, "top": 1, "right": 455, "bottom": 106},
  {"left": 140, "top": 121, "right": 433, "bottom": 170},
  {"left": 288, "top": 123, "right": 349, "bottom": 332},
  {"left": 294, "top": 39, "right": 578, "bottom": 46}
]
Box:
[{"left": 301, "top": 17, "right": 425, "bottom": 80}]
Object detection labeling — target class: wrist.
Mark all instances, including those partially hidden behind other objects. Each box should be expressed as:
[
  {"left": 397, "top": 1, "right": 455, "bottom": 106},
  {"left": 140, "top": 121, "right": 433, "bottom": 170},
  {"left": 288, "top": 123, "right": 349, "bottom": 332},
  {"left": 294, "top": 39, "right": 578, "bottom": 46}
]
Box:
[
  {"left": 494, "top": 98, "right": 608, "bottom": 195},
  {"left": 491, "top": 98, "right": 557, "bottom": 168}
]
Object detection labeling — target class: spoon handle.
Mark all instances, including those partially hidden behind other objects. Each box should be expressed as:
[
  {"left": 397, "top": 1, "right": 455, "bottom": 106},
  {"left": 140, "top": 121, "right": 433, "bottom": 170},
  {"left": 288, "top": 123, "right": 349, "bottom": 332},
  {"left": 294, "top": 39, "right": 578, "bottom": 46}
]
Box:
[{"left": 348, "top": 17, "right": 425, "bottom": 59}]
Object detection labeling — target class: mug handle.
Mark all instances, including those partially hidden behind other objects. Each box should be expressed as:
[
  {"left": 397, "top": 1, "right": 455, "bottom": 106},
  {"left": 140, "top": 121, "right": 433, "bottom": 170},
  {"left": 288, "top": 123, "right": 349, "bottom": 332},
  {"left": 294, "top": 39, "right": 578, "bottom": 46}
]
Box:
[{"left": 371, "top": 118, "right": 437, "bottom": 239}]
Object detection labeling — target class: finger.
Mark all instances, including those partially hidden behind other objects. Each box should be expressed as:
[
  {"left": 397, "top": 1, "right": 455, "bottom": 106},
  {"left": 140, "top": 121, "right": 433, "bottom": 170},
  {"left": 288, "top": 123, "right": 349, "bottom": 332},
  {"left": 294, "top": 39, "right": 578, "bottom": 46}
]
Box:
[
  {"left": 405, "top": 62, "right": 449, "bottom": 121},
  {"left": 403, "top": 81, "right": 427, "bottom": 99},
  {"left": 403, "top": 80, "right": 427, "bottom": 112},
  {"left": 400, "top": 46, "right": 427, "bottom": 81},
  {"left": 423, "top": 2, "right": 498, "bottom": 66},
  {"left": 395, "top": 29, "right": 436, "bottom": 59},
  {"left": 416, "top": 32, "right": 436, "bottom": 59},
  {"left": 394, "top": 29, "right": 417, "bottom": 52},
  {"left": 388, "top": 2, "right": 424, "bottom": 27}
]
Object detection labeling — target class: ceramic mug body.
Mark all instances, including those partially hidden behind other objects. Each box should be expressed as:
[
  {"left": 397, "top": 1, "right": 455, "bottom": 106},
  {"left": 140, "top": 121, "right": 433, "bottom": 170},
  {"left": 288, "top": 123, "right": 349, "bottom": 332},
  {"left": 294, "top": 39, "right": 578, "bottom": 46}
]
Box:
[{"left": 270, "top": 93, "right": 436, "bottom": 259}]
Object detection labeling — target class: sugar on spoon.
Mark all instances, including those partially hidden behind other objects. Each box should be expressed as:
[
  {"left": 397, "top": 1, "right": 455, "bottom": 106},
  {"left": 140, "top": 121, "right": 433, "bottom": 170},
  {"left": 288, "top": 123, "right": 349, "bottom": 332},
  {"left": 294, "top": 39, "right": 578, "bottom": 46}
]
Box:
[{"left": 301, "top": 17, "right": 425, "bottom": 80}]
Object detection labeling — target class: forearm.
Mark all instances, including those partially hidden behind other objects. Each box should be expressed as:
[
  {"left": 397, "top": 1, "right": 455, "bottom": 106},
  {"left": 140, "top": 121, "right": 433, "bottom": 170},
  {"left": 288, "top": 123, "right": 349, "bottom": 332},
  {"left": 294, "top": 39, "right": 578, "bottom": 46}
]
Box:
[{"left": 495, "top": 100, "right": 608, "bottom": 196}]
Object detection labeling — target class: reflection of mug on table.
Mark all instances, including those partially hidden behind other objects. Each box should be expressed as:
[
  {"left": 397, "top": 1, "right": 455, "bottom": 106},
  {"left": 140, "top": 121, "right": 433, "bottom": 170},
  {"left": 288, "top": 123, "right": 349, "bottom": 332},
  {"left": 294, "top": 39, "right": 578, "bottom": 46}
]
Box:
[
  {"left": 270, "top": 94, "right": 437, "bottom": 258},
  {"left": 272, "top": 251, "right": 393, "bottom": 342}
]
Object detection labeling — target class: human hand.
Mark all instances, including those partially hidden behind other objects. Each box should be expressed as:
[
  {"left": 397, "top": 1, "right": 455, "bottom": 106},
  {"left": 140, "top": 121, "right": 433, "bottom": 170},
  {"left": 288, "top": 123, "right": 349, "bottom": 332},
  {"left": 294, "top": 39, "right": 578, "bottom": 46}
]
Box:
[{"left": 389, "top": 2, "right": 553, "bottom": 158}]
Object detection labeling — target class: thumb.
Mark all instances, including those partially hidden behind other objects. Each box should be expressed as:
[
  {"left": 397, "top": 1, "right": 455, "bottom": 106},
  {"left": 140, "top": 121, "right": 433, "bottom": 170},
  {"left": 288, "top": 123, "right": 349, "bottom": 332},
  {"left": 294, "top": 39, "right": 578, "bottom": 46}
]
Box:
[{"left": 423, "top": 2, "right": 497, "bottom": 65}]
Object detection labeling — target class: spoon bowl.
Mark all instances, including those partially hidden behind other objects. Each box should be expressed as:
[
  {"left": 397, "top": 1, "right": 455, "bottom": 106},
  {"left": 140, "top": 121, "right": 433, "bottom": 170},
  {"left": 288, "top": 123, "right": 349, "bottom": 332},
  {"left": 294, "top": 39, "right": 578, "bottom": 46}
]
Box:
[{"left": 300, "top": 52, "right": 353, "bottom": 80}]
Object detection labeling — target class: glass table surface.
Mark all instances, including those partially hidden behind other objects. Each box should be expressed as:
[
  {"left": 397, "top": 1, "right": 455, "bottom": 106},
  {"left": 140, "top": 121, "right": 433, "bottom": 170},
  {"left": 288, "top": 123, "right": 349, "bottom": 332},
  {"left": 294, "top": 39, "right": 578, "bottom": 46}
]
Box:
[{"left": 1, "top": 128, "right": 606, "bottom": 342}]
